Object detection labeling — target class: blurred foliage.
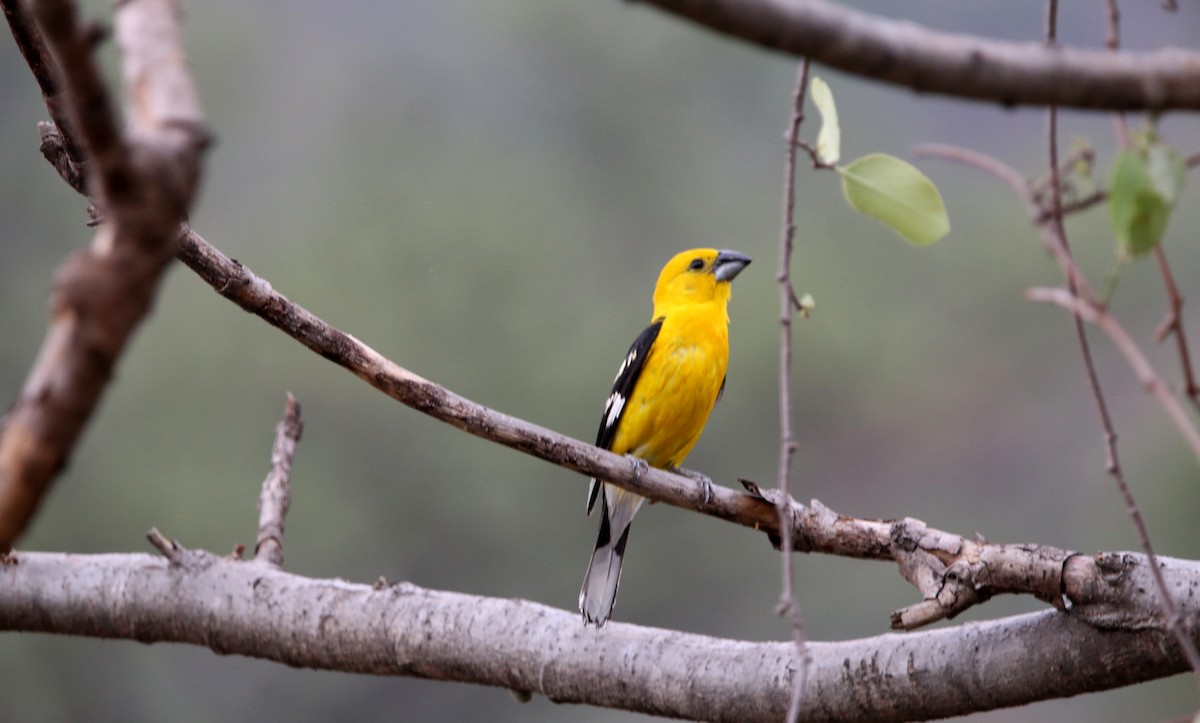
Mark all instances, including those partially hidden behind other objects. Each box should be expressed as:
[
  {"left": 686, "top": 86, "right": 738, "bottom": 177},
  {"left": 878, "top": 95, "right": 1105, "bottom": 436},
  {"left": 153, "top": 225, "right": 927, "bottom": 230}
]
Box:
[{"left": 2, "top": 1, "right": 1200, "bottom": 721}]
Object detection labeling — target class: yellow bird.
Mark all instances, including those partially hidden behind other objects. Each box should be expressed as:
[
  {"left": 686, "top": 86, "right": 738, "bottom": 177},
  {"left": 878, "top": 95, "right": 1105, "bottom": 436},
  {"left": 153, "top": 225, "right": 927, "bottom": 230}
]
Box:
[{"left": 580, "top": 248, "right": 751, "bottom": 626}]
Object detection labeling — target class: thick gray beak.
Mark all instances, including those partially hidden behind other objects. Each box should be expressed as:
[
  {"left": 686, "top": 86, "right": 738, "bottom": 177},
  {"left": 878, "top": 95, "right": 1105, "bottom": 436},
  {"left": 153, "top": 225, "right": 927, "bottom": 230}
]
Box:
[{"left": 714, "top": 249, "right": 752, "bottom": 282}]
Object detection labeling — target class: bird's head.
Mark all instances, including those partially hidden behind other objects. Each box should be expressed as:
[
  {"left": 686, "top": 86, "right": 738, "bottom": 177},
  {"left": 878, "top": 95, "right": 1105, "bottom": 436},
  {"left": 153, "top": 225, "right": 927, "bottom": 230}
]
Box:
[{"left": 652, "top": 248, "right": 752, "bottom": 312}]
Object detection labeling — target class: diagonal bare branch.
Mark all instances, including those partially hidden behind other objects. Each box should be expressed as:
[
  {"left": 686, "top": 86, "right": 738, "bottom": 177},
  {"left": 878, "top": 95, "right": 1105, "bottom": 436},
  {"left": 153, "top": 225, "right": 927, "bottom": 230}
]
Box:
[
  {"left": 1026, "top": 287, "right": 1200, "bottom": 465},
  {"left": 0, "top": 0, "right": 209, "bottom": 551}
]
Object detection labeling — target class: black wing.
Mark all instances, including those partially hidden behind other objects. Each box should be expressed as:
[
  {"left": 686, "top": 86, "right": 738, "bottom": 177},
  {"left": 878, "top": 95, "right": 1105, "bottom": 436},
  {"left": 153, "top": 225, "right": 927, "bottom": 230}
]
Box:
[{"left": 587, "top": 317, "right": 663, "bottom": 514}]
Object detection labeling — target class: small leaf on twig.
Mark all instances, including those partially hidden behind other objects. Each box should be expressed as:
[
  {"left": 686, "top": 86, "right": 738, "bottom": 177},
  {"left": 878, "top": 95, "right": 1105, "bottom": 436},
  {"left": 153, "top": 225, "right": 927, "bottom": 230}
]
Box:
[
  {"left": 1108, "top": 143, "right": 1184, "bottom": 259},
  {"left": 837, "top": 153, "right": 950, "bottom": 246},
  {"left": 810, "top": 76, "right": 840, "bottom": 165}
]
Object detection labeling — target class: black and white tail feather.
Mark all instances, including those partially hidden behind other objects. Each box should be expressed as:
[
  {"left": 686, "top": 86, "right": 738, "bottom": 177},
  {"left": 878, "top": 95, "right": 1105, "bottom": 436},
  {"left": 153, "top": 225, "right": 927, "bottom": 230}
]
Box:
[{"left": 579, "top": 319, "right": 662, "bottom": 626}]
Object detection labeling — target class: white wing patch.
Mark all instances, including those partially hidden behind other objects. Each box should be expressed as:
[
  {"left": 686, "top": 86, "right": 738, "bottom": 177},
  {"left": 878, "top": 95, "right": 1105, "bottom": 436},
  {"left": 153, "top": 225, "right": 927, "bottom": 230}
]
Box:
[
  {"left": 604, "top": 392, "right": 626, "bottom": 430},
  {"left": 614, "top": 348, "right": 638, "bottom": 383}
]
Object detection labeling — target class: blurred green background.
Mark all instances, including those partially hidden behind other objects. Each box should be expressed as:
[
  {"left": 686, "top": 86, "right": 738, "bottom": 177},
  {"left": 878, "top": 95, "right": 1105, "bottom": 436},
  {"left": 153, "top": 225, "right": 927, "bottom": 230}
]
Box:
[{"left": 3, "top": 1, "right": 1200, "bottom": 721}]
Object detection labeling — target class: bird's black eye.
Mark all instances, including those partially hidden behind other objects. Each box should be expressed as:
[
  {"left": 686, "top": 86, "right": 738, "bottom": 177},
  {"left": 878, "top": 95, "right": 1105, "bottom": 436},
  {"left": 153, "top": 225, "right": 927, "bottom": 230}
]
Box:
[{"left": 688, "top": 258, "right": 705, "bottom": 271}]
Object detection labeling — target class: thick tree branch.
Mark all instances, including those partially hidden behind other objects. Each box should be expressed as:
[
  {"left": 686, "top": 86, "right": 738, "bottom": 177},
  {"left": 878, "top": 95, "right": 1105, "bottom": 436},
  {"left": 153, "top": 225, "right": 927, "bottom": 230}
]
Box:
[
  {"left": 0, "top": 548, "right": 1195, "bottom": 722},
  {"left": 0, "top": 0, "right": 209, "bottom": 552},
  {"left": 638, "top": 0, "right": 1200, "bottom": 111}
]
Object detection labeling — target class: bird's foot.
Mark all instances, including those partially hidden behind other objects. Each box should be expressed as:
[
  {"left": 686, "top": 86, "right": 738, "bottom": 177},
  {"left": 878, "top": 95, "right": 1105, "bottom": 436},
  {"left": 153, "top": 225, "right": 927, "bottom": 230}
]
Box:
[
  {"left": 626, "top": 454, "right": 649, "bottom": 482},
  {"left": 671, "top": 466, "right": 715, "bottom": 505}
]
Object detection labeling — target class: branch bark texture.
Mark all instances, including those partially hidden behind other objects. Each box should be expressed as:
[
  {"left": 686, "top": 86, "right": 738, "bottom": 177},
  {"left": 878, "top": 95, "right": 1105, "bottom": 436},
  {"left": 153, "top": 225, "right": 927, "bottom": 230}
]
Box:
[
  {"left": 639, "top": 0, "right": 1200, "bottom": 111},
  {"left": 0, "top": 549, "right": 1194, "bottom": 722}
]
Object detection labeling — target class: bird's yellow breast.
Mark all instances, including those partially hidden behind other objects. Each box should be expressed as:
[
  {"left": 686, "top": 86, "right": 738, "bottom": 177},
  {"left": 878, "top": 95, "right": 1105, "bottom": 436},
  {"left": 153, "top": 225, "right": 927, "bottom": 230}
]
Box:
[{"left": 610, "top": 304, "right": 729, "bottom": 469}]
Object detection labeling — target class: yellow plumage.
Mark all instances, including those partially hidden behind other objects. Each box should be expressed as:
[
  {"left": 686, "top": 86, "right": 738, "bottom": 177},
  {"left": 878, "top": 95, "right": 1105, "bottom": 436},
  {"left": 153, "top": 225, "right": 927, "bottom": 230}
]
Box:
[{"left": 580, "top": 247, "right": 751, "bottom": 626}]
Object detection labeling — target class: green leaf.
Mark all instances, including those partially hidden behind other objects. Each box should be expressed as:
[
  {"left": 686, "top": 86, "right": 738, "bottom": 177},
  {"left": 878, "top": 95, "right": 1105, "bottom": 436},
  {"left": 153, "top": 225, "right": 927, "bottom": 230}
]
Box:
[
  {"left": 837, "top": 153, "right": 950, "bottom": 246},
  {"left": 810, "top": 76, "right": 840, "bottom": 165},
  {"left": 1145, "top": 143, "right": 1186, "bottom": 205},
  {"left": 1109, "top": 149, "right": 1173, "bottom": 258}
]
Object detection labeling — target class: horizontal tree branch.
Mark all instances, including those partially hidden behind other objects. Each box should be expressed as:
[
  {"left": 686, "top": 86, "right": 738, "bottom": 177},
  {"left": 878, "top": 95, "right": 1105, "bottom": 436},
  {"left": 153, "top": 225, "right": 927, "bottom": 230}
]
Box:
[
  {"left": 638, "top": 0, "right": 1200, "bottom": 110},
  {"left": 1, "top": 548, "right": 1194, "bottom": 722}
]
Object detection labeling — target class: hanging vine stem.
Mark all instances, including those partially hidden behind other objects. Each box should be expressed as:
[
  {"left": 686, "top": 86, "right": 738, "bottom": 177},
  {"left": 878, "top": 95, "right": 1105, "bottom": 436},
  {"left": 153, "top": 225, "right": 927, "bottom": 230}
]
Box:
[
  {"left": 776, "top": 58, "right": 812, "bottom": 723},
  {"left": 1043, "top": 0, "right": 1200, "bottom": 691}
]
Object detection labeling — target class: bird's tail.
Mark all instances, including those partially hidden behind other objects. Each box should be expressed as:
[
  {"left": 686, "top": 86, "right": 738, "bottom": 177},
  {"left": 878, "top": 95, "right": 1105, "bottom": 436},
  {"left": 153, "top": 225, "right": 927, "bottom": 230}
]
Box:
[{"left": 580, "top": 484, "right": 644, "bottom": 626}]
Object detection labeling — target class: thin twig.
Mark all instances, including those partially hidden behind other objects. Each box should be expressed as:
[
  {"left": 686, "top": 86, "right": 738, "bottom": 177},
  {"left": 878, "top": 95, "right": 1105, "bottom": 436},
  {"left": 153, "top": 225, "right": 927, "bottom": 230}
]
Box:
[
  {"left": 1035, "top": 189, "right": 1106, "bottom": 224},
  {"left": 1104, "top": 0, "right": 1120, "bottom": 51},
  {"left": 1028, "top": 289, "right": 1200, "bottom": 462},
  {"left": 1152, "top": 247, "right": 1200, "bottom": 409},
  {"left": 1029, "top": 143, "right": 1094, "bottom": 204},
  {"left": 913, "top": 143, "right": 1098, "bottom": 302},
  {"left": 795, "top": 139, "right": 835, "bottom": 171},
  {"left": 1045, "top": 0, "right": 1058, "bottom": 46},
  {"left": 255, "top": 393, "right": 303, "bottom": 567},
  {"left": 145, "top": 527, "right": 181, "bottom": 564},
  {"left": 913, "top": 143, "right": 1028, "bottom": 198},
  {"left": 776, "top": 59, "right": 811, "bottom": 723}
]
